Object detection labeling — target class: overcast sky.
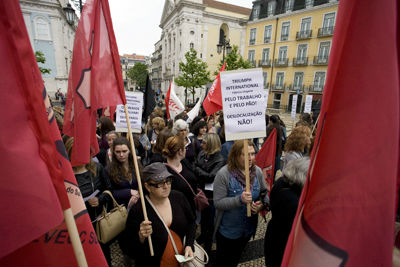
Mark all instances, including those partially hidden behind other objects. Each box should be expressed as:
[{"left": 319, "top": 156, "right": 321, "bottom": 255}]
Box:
[{"left": 108, "top": 0, "right": 254, "bottom": 56}]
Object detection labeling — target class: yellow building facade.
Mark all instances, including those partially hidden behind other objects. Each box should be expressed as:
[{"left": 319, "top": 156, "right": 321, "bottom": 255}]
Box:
[{"left": 245, "top": 0, "right": 338, "bottom": 112}]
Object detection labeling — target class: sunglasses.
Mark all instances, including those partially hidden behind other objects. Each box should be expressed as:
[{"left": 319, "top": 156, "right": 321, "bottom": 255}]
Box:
[{"left": 148, "top": 178, "right": 172, "bottom": 188}]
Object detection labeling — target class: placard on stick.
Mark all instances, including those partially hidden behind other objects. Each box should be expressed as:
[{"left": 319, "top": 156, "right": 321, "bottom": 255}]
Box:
[
  {"left": 220, "top": 68, "right": 267, "bottom": 141},
  {"left": 116, "top": 91, "right": 143, "bottom": 133}
]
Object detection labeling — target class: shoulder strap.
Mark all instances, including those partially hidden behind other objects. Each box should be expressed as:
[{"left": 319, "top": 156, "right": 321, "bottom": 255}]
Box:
[
  {"left": 145, "top": 195, "right": 180, "bottom": 255},
  {"left": 163, "top": 163, "right": 196, "bottom": 196}
]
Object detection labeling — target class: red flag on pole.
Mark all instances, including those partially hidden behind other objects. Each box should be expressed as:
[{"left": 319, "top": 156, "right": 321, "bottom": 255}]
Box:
[
  {"left": 255, "top": 128, "right": 277, "bottom": 192},
  {"left": 0, "top": 0, "right": 68, "bottom": 258},
  {"left": 63, "top": 0, "right": 126, "bottom": 166},
  {"left": 203, "top": 63, "right": 225, "bottom": 116},
  {"left": 165, "top": 80, "right": 185, "bottom": 120},
  {"left": 281, "top": 1, "right": 399, "bottom": 266}
]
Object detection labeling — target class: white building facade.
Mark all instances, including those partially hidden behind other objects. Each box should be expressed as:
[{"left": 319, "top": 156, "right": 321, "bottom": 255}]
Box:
[
  {"left": 156, "top": 0, "right": 251, "bottom": 105},
  {"left": 20, "top": 0, "right": 76, "bottom": 96}
]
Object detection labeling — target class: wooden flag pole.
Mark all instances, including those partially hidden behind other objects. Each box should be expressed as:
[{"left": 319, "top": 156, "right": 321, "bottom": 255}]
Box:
[
  {"left": 311, "top": 114, "right": 320, "bottom": 138},
  {"left": 64, "top": 208, "right": 88, "bottom": 267},
  {"left": 243, "top": 139, "right": 251, "bottom": 217},
  {"left": 124, "top": 105, "right": 154, "bottom": 256}
]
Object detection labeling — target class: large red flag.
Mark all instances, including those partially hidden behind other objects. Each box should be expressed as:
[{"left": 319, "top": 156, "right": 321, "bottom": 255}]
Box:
[
  {"left": 0, "top": 0, "right": 68, "bottom": 258},
  {"left": 63, "top": 0, "right": 126, "bottom": 166},
  {"left": 281, "top": 1, "right": 399, "bottom": 266},
  {"left": 0, "top": 1, "right": 107, "bottom": 265},
  {"left": 203, "top": 63, "right": 225, "bottom": 116},
  {"left": 255, "top": 128, "right": 277, "bottom": 192}
]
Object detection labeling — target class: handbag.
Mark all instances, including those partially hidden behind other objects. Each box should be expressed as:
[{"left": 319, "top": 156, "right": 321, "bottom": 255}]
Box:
[
  {"left": 146, "top": 196, "right": 208, "bottom": 267},
  {"left": 95, "top": 190, "right": 128, "bottom": 244},
  {"left": 164, "top": 163, "right": 209, "bottom": 212}
]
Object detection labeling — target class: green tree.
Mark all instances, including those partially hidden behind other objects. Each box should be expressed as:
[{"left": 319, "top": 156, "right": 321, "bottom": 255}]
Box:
[
  {"left": 127, "top": 62, "right": 148, "bottom": 90},
  {"left": 214, "top": 45, "right": 252, "bottom": 75},
  {"left": 175, "top": 48, "right": 211, "bottom": 105},
  {"left": 35, "top": 51, "right": 51, "bottom": 75}
]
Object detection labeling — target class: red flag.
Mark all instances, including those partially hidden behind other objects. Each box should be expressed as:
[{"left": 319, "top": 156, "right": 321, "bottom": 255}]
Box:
[
  {"left": 203, "top": 63, "right": 225, "bottom": 116},
  {"left": 0, "top": 0, "right": 68, "bottom": 258},
  {"left": 63, "top": 0, "right": 126, "bottom": 166},
  {"left": 165, "top": 80, "right": 185, "bottom": 120},
  {"left": 282, "top": 1, "right": 399, "bottom": 266},
  {"left": 255, "top": 128, "right": 277, "bottom": 192},
  {"left": 0, "top": 1, "right": 107, "bottom": 265}
]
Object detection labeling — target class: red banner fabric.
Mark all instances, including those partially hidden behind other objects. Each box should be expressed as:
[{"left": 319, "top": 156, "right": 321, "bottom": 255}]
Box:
[
  {"left": 255, "top": 128, "right": 277, "bottom": 192},
  {"left": 281, "top": 1, "right": 399, "bottom": 266},
  {"left": 203, "top": 63, "right": 225, "bottom": 116},
  {"left": 0, "top": 0, "right": 68, "bottom": 258},
  {"left": 63, "top": 0, "right": 126, "bottom": 166}
]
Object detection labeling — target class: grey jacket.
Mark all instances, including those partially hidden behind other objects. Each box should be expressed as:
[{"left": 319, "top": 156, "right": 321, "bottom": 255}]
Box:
[{"left": 213, "top": 165, "right": 269, "bottom": 239}]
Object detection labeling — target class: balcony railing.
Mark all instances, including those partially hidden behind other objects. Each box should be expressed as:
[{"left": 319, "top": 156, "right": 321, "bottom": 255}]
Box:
[
  {"left": 271, "top": 83, "right": 285, "bottom": 91},
  {"left": 264, "top": 37, "right": 271, "bottom": 43},
  {"left": 293, "top": 57, "right": 308, "bottom": 66},
  {"left": 288, "top": 84, "right": 304, "bottom": 92},
  {"left": 309, "top": 85, "right": 324, "bottom": 93},
  {"left": 313, "top": 56, "right": 329, "bottom": 65},
  {"left": 280, "top": 34, "right": 289, "bottom": 41},
  {"left": 258, "top": 59, "right": 272, "bottom": 67},
  {"left": 318, "top": 26, "right": 334, "bottom": 37},
  {"left": 296, "top": 30, "right": 312, "bottom": 40},
  {"left": 249, "top": 60, "right": 257, "bottom": 67},
  {"left": 274, "top": 58, "right": 289, "bottom": 67},
  {"left": 249, "top": 39, "right": 256, "bottom": 45},
  {"left": 263, "top": 82, "right": 270, "bottom": 89}
]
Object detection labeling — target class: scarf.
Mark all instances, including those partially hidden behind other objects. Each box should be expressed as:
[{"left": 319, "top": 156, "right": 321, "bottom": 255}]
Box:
[{"left": 231, "top": 166, "right": 256, "bottom": 190}]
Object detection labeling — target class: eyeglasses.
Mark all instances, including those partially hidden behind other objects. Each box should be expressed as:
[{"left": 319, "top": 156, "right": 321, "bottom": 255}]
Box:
[{"left": 148, "top": 178, "right": 172, "bottom": 188}]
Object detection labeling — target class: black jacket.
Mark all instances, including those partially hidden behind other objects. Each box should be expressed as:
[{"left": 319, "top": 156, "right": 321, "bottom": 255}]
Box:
[
  {"left": 195, "top": 151, "right": 226, "bottom": 190},
  {"left": 122, "top": 190, "right": 196, "bottom": 267},
  {"left": 75, "top": 163, "right": 112, "bottom": 221}
]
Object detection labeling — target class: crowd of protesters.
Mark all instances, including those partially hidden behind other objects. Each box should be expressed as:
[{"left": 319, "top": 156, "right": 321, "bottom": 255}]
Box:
[{"left": 56, "top": 104, "right": 315, "bottom": 267}]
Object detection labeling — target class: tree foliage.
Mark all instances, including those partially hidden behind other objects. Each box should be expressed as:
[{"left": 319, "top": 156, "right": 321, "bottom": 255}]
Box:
[
  {"left": 175, "top": 48, "right": 211, "bottom": 105},
  {"left": 127, "top": 62, "right": 148, "bottom": 90},
  {"left": 214, "top": 45, "right": 252, "bottom": 75},
  {"left": 35, "top": 51, "right": 51, "bottom": 75}
]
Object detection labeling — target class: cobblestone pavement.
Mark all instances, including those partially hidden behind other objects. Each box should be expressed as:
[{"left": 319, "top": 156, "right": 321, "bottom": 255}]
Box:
[{"left": 110, "top": 213, "right": 271, "bottom": 267}]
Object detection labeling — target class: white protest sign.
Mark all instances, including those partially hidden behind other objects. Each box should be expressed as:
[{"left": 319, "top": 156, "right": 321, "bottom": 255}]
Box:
[
  {"left": 291, "top": 95, "right": 298, "bottom": 120},
  {"left": 116, "top": 91, "right": 143, "bottom": 133},
  {"left": 304, "top": 95, "right": 313, "bottom": 113},
  {"left": 221, "top": 68, "right": 266, "bottom": 141}
]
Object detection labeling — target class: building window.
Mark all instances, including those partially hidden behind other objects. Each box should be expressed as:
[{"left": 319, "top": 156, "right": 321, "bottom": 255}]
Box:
[
  {"left": 249, "top": 28, "right": 256, "bottom": 45},
  {"left": 248, "top": 50, "right": 255, "bottom": 63},
  {"left": 314, "top": 71, "right": 326, "bottom": 90},
  {"left": 281, "top": 22, "right": 290, "bottom": 41},
  {"left": 300, "top": 17, "right": 311, "bottom": 33},
  {"left": 293, "top": 72, "right": 304, "bottom": 88},
  {"left": 278, "top": 46, "right": 288, "bottom": 61},
  {"left": 285, "top": 0, "right": 294, "bottom": 11},
  {"left": 267, "top": 2, "right": 275, "bottom": 16},
  {"left": 297, "top": 44, "right": 308, "bottom": 60},
  {"left": 263, "top": 72, "right": 268, "bottom": 87},
  {"left": 322, "top": 12, "right": 336, "bottom": 34},
  {"left": 190, "top": 42, "right": 194, "bottom": 49},
  {"left": 264, "top": 25, "right": 272, "bottom": 43},
  {"left": 276, "top": 72, "right": 285, "bottom": 88},
  {"left": 262, "top": 48, "right": 270, "bottom": 62},
  {"left": 35, "top": 17, "right": 51, "bottom": 40},
  {"left": 306, "top": 0, "right": 314, "bottom": 7},
  {"left": 318, "top": 41, "right": 330, "bottom": 59},
  {"left": 253, "top": 5, "right": 260, "bottom": 20}
]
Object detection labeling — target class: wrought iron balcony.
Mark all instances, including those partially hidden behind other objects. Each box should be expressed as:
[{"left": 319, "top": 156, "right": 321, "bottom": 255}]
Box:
[
  {"left": 263, "top": 82, "right": 270, "bottom": 89},
  {"left": 249, "top": 38, "right": 256, "bottom": 45},
  {"left": 313, "top": 56, "right": 329, "bottom": 65},
  {"left": 264, "top": 37, "right": 271, "bottom": 43},
  {"left": 288, "top": 84, "right": 304, "bottom": 92},
  {"left": 309, "top": 85, "right": 324, "bottom": 93},
  {"left": 293, "top": 57, "right": 308, "bottom": 66},
  {"left": 318, "top": 26, "right": 334, "bottom": 37},
  {"left": 274, "top": 58, "right": 289, "bottom": 67},
  {"left": 280, "top": 34, "right": 289, "bottom": 41},
  {"left": 271, "top": 83, "right": 285, "bottom": 92},
  {"left": 296, "top": 30, "right": 312, "bottom": 40},
  {"left": 249, "top": 60, "right": 256, "bottom": 67},
  {"left": 258, "top": 59, "right": 272, "bottom": 67}
]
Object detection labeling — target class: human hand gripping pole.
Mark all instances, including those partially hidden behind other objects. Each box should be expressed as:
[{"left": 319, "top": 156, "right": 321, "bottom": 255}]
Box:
[{"left": 124, "top": 105, "right": 154, "bottom": 256}]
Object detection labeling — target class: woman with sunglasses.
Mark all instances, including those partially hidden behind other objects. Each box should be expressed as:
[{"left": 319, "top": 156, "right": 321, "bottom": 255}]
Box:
[{"left": 124, "top": 162, "right": 196, "bottom": 267}]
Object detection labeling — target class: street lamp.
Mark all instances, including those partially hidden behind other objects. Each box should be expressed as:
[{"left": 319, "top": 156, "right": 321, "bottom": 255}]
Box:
[
  {"left": 63, "top": 3, "right": 75, "bottom": 25},
  {"left": 217, "top": 36, "right": 232, "bottom": 62}
]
